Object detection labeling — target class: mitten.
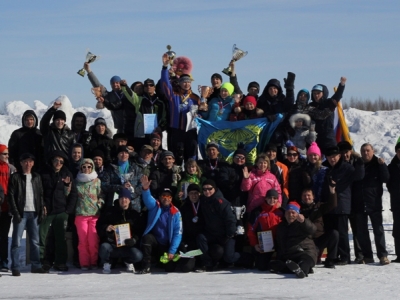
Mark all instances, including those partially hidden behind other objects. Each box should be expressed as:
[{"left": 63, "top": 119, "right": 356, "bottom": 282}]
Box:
[{"left": 284, "top": 72, "right": 296, "bottom": 90}]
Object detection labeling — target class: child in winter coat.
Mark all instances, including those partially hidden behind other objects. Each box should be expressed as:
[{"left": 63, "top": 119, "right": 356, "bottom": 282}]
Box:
[
  {"left": 230, "top": 95, "right": 264, "bottom": 121},
  {"left": 75, "top": 158, "right": 104, "bottom": 270},
  {"left": 288, "top": 113, "right": 317, "bottom": 157},
  {"left": 176, "top": 159, "right": 204, "bottom": 206}
]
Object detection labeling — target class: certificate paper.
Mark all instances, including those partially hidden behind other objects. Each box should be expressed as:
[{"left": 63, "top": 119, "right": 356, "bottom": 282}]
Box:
[
  {"left": 144, "top": 114, "right": 158, "bottom": 134},
  {"left": 257, "top": 230, "right": 274, "bottom": 253},
  {"left": 115, "top": 223, "right": 131, "bottom": 247}
]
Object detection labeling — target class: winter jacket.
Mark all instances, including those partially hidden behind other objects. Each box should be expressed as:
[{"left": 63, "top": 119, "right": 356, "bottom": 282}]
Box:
[
  {"left": 288, "top": 113, "right": 317, "bottom": 156},
  {"left": 197, "top": 158, "right": 229, "bottom": 182},
  {"left": 301, "top": 191, "right": 337, "bottom": 238},
  {"left": 71, "top": 112, "right": 90, "bottom": 146},
  {"left": 180, "top": 199, "right": 204, "bottom": 247},
  {"left": 241, "top": 168, "right": 282, "bottom": 213},
  {"left": 68, "top": 143, "right": 84, "bottom": 179},
  {"left": 86, "top": 127, "right": 114, "bottom": 164},
  {"left": 96, "top": 201, "right": 146, "bottom": 246},
  {"left": 8, "top": 110, "right": 44, "bottom": 171},
  {"left": 40, "top": 163, "right": 78, "bottom": 215},
  {"left": 175, "top": 172, "right": 204, "bottom": 207},
  {"left": 217, "top": 163, "right": 248, "bottom": 207},
  {"left": 284, "top": 158, "right": 305, "bottom": 202},
  {"left": 101, "top": 161, "right": 143, "bottom": 212},
  {"left": 352, "top": 155, "right": 389, "bottom": 213},
  {"left": 149, "top": 164, "right": 182, "bottom": 198},
  {"left": 140, "top": 93, "right": 167, "bottom": 131},
  {"left": 276, "top": 217, "right": 318, "bottom": 263},
  {"left": 387, "top": 155, "right": 400, "bottom": 212},
  {"left": 257, "top": 79, "right": 293, "bottom": 116},
  {"left": 199, "top": 189, "right": 236, "bottom": 239},
  {"left": 8, "top": 172, "right": 44, "bottom": 221},
  {"left": 198, "top": 96, "right": 235, "bottom": 121},
  {"left": 302, "top": 161, "right": 328, "bottom": 203},
  {"left": 160, "top": 67, "right": 199, "bottom": 130},
  {"left": 40, "top": 107, "right": 75, "bottom": 159},
  {"left": 247, "top": 202, "right": 284, "bottom": 247},
  {"left": 142, "top": 189, "right": 182, "bottom": 255},
  {"left": 270, "top": 160, "right": 289, "bottom": 199},
  {"left": 322, "top": 157, "right": 364, "bottom": 214},
  {"left": 308, "top": 83, "right": 345, "bottom": 152},
  {"left": 0, "top": 160, "right": 16, "bottom": 212}
]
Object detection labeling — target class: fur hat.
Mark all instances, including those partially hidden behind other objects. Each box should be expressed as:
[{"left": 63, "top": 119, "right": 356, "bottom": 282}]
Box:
[
  {"left": 289, "top": 113, "right": 311, "bottom": 129},
  {"left": 172, "top": 56, "right": 193, "bottom": 77}
]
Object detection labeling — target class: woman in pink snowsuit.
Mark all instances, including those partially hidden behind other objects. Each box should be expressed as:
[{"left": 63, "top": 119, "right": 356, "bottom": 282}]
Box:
[{"left": 241, "top": 153, "right": 282, "bottom": 213}]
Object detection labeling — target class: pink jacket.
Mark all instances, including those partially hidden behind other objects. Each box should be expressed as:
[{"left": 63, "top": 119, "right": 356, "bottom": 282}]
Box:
[{"left": 241, "top": 169, "right": 282, "bottom": 213}]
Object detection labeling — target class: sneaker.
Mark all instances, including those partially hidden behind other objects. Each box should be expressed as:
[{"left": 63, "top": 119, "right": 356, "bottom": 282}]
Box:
[
  {"left": 53, "top": 264, "right": 69, "bottom": 271},
  {"left": 380, "top": 257, "right": 390, "bottom": 265},
  {"left": 334, "top": 258, "right": 349, "bottom": 266},
  {"left": 267, "top": 260, "right": 286, "bottom": 273},
  {"left": 285, "top": 260, "right": 306, "bottom": 279},
  {"left": 359, "top": 258, "right": 375, "bottom": 264},
  {"left": 125, "top": 262, "right": 135, "bottom": 273},
  {"left": 81, "top": 266, "right": 89, "bottom": 271},
  {"left": 137, "top": 267, "right": 151, "bottom": 274},
  {"left": 391, "top": 257, "right": 400, "bottom": 263},
  {"left": 12, "top": 269, "right": 21, "bottom": 277},
  {"left": 0, "top": 267, "right": 9, "bottom": 272},
  {"left": 31, "top": 268, "right": 49, "bottom": 274},
  {"left": 103, "top": 263, "right": 111, "bottom": 274}
]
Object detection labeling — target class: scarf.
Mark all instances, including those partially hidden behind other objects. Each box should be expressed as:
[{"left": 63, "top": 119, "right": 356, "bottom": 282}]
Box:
[{"left": 76, "top": 171, "right": 98, "bottom": 183}]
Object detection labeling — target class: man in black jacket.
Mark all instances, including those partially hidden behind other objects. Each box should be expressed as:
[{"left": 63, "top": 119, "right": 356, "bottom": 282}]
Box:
[
  {"left": 8, "top": 153, "right": 46, "bottom": 276},
  {"left": 39, "top": 150, "right": 77, "bottom": 271},
  {"left": 352, "top": 143, "right": 390, "bottom": 265},
  {"left": 8, "top": 110, "right": 43, "bottom": 173},
  {"left": 40, "top": 100, "right": 75, "bottom": 159},
  {"left": 96, "top": 189, "right": 144, "bottom": 274},
  {"left": 196, "top": 179, "right": 239, "bottom": 271}
]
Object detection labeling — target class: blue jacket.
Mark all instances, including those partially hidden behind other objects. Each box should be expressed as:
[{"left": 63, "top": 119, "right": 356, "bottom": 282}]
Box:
[
  {"left": 198, "top": 96, "right": 234, "bottom": 121},
  {"left": 142, "top": 189, "right": 182, "bottom": 254}
]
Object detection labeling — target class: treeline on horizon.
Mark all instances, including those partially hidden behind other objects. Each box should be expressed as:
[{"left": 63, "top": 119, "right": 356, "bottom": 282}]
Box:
[{"left": 342, "top": 97, "right": 400, "bottom": 111}]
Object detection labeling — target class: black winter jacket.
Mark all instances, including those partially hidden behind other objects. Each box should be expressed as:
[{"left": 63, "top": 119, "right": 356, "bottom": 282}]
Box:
[
  {"left": 217, "top": 163, "right": 248, "bottom": 207},
  {"left": 41, "top": 165, "right": 78, "bottom": 215},
  {"left": 40, "top": 107, "right": 75, "bottom": 159},
  {"left": 180, "top": 198, "right": 204, "bottom": 247},
  {"left": 352, "top": 155, "right": 389, "bottom": 213},
  {"left": 387, "top": 155, "right": 400, "bottom": 212},
  {"left": 8, "top": 172, "right": 44, "bottom": 221},
  {"left": 199, "top": 189, "right": 236, "bottom": 239}
]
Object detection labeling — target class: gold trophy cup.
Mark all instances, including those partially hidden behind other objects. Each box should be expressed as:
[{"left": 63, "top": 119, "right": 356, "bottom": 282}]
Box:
[{"left": 222, "top": 44, "right": 248, "bottom": 76}]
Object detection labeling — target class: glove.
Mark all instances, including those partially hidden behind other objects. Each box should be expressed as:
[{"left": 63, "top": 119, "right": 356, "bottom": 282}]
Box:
[
  {"left": 266, "top": 114, "right": 277, "bottom": 122},
  {"left": 124, "top": 238, "right": 137, "bottom": 248},
  {"left": 283, "top": 72, "right": 296, "bottom": 90},
  {"left": 13, "top": 214, "right": 22, "bottom": 224}
]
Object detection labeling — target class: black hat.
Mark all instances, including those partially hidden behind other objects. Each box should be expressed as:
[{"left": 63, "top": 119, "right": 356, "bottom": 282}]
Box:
[
  {"left": 266, "top": 189, "right": 279, "bottom": 198},
  {"left": 113, "top": 132, "right": 128, "bottom": 141},
  {"left": 53, "top": 110, "right": 66, "bottom": 121},
  {"left": 211, "top": 73, "right": 223, "bottom": 82},
  {"left": 50, "top": 150, "right": 68, "bottom": 161},
  {"left": 91, "top": 149, "right": 105, "bottom": 160},
  {"left": 119, "top": 188, "right": 132, "bottom": 200},
  {"left": 325, "top": 146, "right": 340, "bottom": 157},
  {"left": 202, "top": 179, "right": 217, "bottom": 190},
  {"left": 337, "top": 141, "right": 352, "bottom": 152},
  {"left": 94, "top": 117, "right": 107, "bottom": 127},
  {"left": 247, "top": 81, "right": 260, "bottom": 91},
  {"left": 117, "top": 146, "right": 130, "bottom": 154},
  {"left": 187, "top": 184, "right": 201, "bottom": 193},
  {"left": 161, "top": 151, "right": 175, "bottom": 160},
  {"left": 395, "top": 142, "right": 400, "bottom": 152},
  {"left": 19, "top": 152, "right": 35, "bottom": 161},
  {"left": 265, "top": 143, "right": 277, "bottom": 152},
  {"left": 233, "top": 142, "right": 247, "bottom": 157},
  {"left": 159, "top": 188, "right": 173, "bottom": 197},
  {"left": 144, "top": 78, "right": 155, "bottom": 86}
]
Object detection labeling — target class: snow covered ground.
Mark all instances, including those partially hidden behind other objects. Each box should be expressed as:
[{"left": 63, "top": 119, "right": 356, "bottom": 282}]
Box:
[{"left": 1, "top": 97, "right": 400, "bottom": 299}]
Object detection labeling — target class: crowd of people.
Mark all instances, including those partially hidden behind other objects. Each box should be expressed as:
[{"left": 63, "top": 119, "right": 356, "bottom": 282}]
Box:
[{"left": 0, "top": 51, "right": 398, "bottom": 279}]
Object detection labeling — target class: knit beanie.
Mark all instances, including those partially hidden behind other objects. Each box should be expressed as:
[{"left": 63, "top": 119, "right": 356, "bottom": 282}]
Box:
[
  {"left": 220, "top": 82, "right": 234, "bottom": 96},
  {"left": 307, "top": 142, "right": 321, "bottom": 157},
  {"left": 53, "top": 110, "right": 66, "bottom": 121},
  {"left": 286, "top": 201, "right": 301, "bottom": 213},
  {"left": 266, "top": 189, "right": 279, "bottom": 198},
  {"left": 233, "top": 148, "right": 247, "bottom": 157},
  {"left": 150, "top": 131, "right": 162, "bottom": 141},
  {"left": 110, "top": 76, "right": 121, "bottom": 84},
  {"left": 187, "top": 184, "right": 201, "bottom": 193},
  {"left": 211, "top": 73, "right": 223, "bottom": 82},
  {"left": 202, "top": 179, "right": 217, "bottom": 190},
  {"left": 119, "top": 188, "right": 132, "bottom": 200},
  {"left": 0, "top": 144, "right": 7, "bottom": 153},
  {"left": 206, "top": 141, "right": 219, "bottom": 150},
  {"left": 243, "top": 96, "right": 257, "bottom": 107},
  {"left": 247, "top": 81, "right": 260, "bottom": 92},
  {"left": 91, "top": 149, "right": 105, "bottom": 160},
  {"left": 265, "top": 143, "right": 277, "bottom": 152},
  {"left": 161, "top": 151, "right": 175, "bottom": 160},
  {"left": 94, "top": 117, "right": 107, "bottom": 128},
  {"left": 337, "top": 141, "right": 352, "bottom": 152}
]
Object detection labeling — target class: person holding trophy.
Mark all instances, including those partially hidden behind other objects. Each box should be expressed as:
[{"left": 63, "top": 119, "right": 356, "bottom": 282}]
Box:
[{"left": 160, "top": 52, "right": 200, "bottom": 162}]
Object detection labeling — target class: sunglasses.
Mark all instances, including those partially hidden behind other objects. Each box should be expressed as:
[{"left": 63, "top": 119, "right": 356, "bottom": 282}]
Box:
[
  {"left": 53, "top": 158, "right": 64, "bottom": 164},
  {"left": 287, "top": 153, "right": 298, "bottom": 157},
  {"left": 234, "top": 155, "right": 246, "bottom": 160},
  {"left": 82, "top": 165, "right": 92, "bottom": 170},
  {"left": 203, "top": 187, "right": 214, "bottom": 191},
  {"left": 1, "top": 153, "right": 9, "bottom": 156}
]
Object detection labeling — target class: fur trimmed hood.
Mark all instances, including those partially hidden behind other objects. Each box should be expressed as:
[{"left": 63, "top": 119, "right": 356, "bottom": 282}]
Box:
[{"left": 289, "top": 113, "right": 311, "bottom": 129}]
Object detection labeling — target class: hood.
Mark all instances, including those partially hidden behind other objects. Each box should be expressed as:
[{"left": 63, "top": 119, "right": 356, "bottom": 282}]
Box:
[
  {"left": 71, "top": 112, "right": 87, "bottom": 132},
  {"left": 89, "top": 124, "right": 113, "bottom": 139},
  {"left": 296, "top": 89, "right": 310, "bottom": 105},
  {"left": 80, "top": 158, "right": 96, "bottom": 174},
  {"left": 260, "top": 79, "right": 283, "bottom": 99},
  {"left": 21, "top": 110, "right": 39, "bottom": 129},
  {"left": 289, "top": 113, "right": 311, "bottom": 129},
  {"left": 311, "top": 84, "right": 329, "bottom": 102}
]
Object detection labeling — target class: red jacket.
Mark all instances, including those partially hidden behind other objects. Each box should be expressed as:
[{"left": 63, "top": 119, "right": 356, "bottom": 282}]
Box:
[
  {"left": 247, "top": 202, "right": 284, "bottom": 247},
  {"left": 0, "top": 160, "right": 15, "bottom": 212}
]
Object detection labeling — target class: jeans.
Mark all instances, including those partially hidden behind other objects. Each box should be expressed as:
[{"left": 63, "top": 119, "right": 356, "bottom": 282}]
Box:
[
  {"left": 11, "top": 212, "right": 41, "bottom": 271},
  {"left": 99, "top": 243, "right": 143, "bottom": 265}
]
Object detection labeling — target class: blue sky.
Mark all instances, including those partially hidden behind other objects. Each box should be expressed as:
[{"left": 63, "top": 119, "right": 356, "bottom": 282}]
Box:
[{"left": 1, "top": 0, "right": 399, "bottom": 108}]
